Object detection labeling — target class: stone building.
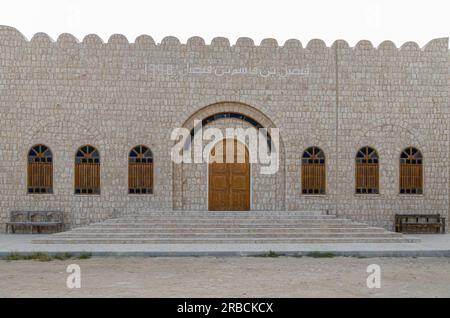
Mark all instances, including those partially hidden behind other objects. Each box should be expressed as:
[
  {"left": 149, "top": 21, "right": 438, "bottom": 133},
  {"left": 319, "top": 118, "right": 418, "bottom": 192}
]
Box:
[{"left": 0, "top": 25, "right": 448, "bottom": 233}]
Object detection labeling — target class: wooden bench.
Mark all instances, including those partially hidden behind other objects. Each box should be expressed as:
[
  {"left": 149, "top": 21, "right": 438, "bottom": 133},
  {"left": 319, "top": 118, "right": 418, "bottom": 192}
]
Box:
[
  {"left": 395, "top": 214, "right": 446, "bottom": 234},
  {"left": 6, "top": 210, "right": 64, "bottom": 234}
]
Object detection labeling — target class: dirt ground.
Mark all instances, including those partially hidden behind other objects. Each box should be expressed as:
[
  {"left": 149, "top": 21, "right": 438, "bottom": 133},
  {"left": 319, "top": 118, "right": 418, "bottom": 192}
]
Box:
[{"left": 1, "top": 256, "right": 450, "bottom": 297}]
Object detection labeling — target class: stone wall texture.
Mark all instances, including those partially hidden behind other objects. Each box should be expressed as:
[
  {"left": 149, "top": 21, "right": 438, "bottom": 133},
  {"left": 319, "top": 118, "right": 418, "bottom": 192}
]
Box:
[{"left": 0, "top": 25, "right": 448, "bottom": 232}]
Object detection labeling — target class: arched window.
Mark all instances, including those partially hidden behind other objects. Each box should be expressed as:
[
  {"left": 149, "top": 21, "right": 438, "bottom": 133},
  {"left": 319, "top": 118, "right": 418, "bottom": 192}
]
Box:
[
  {"left": 356, "top": 146, "right": 379, "bottom": 194},
  {"left": 28, "top": 144, "right": 53, "bottom": 193},
  {"left": 75, "top": 145, "right": 100, "bottom": 194},
  {"left": 301, "top": 147, "right": 326, "bottom": 194},
  {"left": 129, "top": 145, "right": 153, "bottom": 194},
  {"left": 400, "top": 147, "right": 423, "bottom": 194}
]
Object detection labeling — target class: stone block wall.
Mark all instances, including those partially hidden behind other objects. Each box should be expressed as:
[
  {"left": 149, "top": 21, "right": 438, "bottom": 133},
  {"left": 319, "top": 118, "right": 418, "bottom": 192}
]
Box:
[{"left": 0, "top": 25, "right": 448, "bottom": 232}]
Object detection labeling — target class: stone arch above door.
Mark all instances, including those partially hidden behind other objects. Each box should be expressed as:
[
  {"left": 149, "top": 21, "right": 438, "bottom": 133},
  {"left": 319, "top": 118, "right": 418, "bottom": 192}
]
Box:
[
  {"left": 172, "top": 101, "right": 285, "bottom": 211},
  {"left": 179, "top": 101, "right": 280, "bottom": 135}
]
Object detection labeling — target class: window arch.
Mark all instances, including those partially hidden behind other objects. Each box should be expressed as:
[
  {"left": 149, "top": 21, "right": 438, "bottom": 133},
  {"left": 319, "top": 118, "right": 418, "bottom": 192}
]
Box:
[
  {"left": 129, "top": 145, "right": 153, "bottom": 194},
  {"left": 355, "top": 146, "right": 379, "bottom": 194},
  {"left": 400, "top": 147, "right": 423, "bottom": 194},
  {"left": 301, "top": 147, "right": 326, "bottom": 194},
  {"left": 28, "top": 144, "right": 53, "bottom": 193},
  {"left": 75, "top": 145, "right": 100, "bottom": 194}
]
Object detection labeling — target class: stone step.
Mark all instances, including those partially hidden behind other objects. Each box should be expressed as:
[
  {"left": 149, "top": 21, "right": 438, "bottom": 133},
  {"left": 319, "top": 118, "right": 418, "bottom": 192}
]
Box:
[
  {"left": 110, "top": 212, "right": 334, "bottom": 217},
  {"left": 33, "top": 237, "right": 418, "bottom": 244},
  {"left": 116, "top": 211, "right": 330, "bottom": 217},
  {"left": 135, "top": 211, "right": 328, "bottom": 216},
  {"left": 68, "top": 227, "right": 386, "bottom": 234},
  {"left": 109, "top": 217, "right": 338, "bottom": 223},
  {"left": 97, "top": 224, "right": 359, "bottom": 231},
  {"left": 71, "top": 223, "right": 370, "bottom": 230},
  {"left": 34, "top": 210, "right": 418, "bottom": 245},
  {"left": 102, "top": 219, "right": 355, "bottom": 225},
  {"left": 119, "top": 214, "right": 335, "bottom": 219},
  {"left": 51, "top": 232, "right": 402, "bottom": 239}
]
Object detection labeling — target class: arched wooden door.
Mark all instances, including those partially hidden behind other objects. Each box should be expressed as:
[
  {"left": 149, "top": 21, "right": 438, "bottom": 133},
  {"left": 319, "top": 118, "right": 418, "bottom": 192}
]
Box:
[{"left": 208, "top": 139, "right": 250, "bottom": 211}]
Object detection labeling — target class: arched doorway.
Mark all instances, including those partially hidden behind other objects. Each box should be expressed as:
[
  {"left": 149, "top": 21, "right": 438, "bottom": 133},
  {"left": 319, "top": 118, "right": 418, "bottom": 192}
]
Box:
[
  {"left": 173, "top": 101, "right": 286, "bottom": 211},
  {"left": 208, "top": 139, "right": 250, "bottom": 211}
]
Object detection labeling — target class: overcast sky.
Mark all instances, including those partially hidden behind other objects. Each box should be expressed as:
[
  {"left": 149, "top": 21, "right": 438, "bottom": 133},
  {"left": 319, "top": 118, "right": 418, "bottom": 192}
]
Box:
[{"left": 0, "top": 0, "right": 448, "bottom": 47}]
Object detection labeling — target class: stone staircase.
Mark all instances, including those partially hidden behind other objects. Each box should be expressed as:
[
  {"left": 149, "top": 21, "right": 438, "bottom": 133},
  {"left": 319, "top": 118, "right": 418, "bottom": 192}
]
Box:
[{"left": 33, "top": 211, "right": 419, "bottom": 244}]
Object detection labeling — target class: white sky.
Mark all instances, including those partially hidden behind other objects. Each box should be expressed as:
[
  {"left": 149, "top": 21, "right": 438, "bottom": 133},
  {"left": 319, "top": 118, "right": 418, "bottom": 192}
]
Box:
[{"left": 0, "top": 0, "right": 448, "bottom": 47}]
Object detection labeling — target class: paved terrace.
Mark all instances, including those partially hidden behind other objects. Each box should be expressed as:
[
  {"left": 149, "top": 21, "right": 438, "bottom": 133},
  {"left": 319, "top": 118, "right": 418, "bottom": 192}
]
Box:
[{"left": 1, "top": 234, "right": 450, "bottom": 257}]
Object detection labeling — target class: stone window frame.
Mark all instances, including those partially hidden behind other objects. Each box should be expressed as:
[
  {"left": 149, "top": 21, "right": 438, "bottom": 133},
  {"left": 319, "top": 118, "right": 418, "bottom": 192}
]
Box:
[
  {"left": 128, "top": 145, "right": 154, "bottom": 195},
  {"left": 399, "top": 146, "right": 423, "bottom": 195},
  {"left": 301, "top": 146, "right": 326, "bottom": 195},
  {"left": 27, "top": 144, "right": 53, "bottom": 194},
  {"left": 355, "top": 146, "right": 380, "bottom": 195},
  {"left": 74, "top": 145, "right": 101, "bottom": 195}
]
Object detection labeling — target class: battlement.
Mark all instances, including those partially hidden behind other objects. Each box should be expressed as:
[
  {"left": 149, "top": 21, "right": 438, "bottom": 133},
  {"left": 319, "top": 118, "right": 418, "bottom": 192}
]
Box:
[{"left": 0, "top": 25, "right": 448, "bottom": 53}]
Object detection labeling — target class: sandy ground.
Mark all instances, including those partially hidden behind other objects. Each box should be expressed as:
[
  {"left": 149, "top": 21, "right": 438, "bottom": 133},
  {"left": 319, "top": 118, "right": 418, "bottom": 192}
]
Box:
[{"left": 1, "top": 256, "right": 450, "bottom": 297}]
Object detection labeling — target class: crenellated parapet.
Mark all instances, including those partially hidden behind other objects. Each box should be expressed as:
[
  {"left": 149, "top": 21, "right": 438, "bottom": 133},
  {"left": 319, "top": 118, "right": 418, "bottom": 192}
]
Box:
[{"left": 0, "top": 25, "right": 447, "bottom": 54}]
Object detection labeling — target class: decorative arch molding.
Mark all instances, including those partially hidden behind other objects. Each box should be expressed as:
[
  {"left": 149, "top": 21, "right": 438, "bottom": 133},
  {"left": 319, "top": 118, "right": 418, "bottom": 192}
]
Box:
[
  {"left": 26, "top": 114, "right": 103, "bottom": 142},
  {"left": 179, "top": 101, "right": 280, "bottom": 134},
  {"left": 178, "top": 101, "right": 284, "bottom": 153},
  {"left": 187, "top": 112, "right": 274, "bottom": 151},
  {"left": 173, "top": 101, "right": 286, "bottom": 211},
  {"left": 193, "top": 112, "right": 264, "bottom": 132},
  {"left": 356, "top": 122, "right": 423, "bottom": 156},
  {"left": 295, "top": 135, "right": 332, "bottom": 157}
]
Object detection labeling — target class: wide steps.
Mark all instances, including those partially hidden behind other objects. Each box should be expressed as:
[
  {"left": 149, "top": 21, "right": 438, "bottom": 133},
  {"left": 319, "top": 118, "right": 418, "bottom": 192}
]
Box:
[
  {"left": 106, "top": 215, "right": 341, "bottom": 220},
  {"left": 33, "top": 211, "right": 419, "bottom": 244},
  {"left": 50, "top": 232, "right": 402, "bottom": 239},
  {"left": 134, "top": 211, "right": 327, "bottom": 217},
  {"left": 100, "top": 219, "right": 356, "bottom": 224},
  {"left": 72, "top": 221, "right": 368, "bottom": 228},
  {"left": 67, "top": 227, "right": 385, "bottom": 234}
]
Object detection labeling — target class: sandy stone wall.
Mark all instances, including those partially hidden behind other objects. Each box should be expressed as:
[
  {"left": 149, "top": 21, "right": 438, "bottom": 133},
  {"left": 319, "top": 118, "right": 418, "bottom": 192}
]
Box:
[
  {"left": 0, "top": 25, "right": 448, "bottom": 232},
  {"left": 335, "top": 39, "right": 449, "bottom": 229}
]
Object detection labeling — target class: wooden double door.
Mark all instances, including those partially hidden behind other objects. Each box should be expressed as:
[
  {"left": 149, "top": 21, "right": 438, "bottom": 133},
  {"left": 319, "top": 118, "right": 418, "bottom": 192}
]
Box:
[{"left": 208, "top": 139, "right": 250, "bottom": 211}]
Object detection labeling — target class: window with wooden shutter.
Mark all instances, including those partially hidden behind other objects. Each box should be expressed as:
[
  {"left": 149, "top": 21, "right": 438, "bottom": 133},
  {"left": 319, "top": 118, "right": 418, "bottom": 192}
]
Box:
[
  {"left": 28, "top": 144, "right": 53, "bottom": 194},
  {"left": 301, "top": 147, "right": 326, "bottom": 194},
  {"left": 355, "top": 146, "right": 379, "bottom": 194},
  {"left": 129, "top": 145, "right": 153, "bottom": 194},
  {"left": 75, "top": 145, "right": 100, "bottom": 195},
  {"left": 400, "top": 147, "right": 423, "bottom": 194}
]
